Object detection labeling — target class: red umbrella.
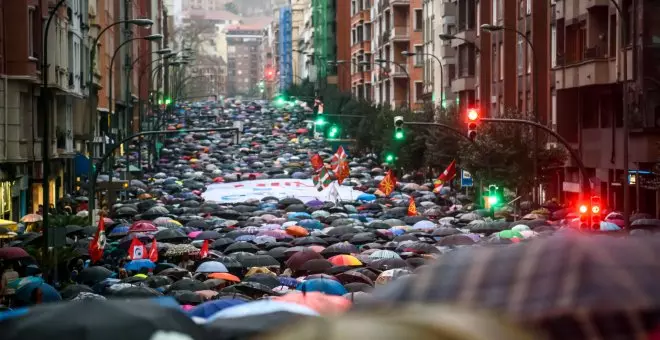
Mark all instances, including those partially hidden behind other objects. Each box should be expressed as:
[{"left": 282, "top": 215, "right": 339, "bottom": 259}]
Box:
[
  {"left": 296, "top": 128, "right": 309, "bottom": 134},
  {"left": 129, "top": 220, "right": 158, "bottom": 233},
  {"left": 213, "top": 177, "right": 224, "bottom": 183},
  {"left": 0, "top": 247, "right": 30, "bottom": 260}
]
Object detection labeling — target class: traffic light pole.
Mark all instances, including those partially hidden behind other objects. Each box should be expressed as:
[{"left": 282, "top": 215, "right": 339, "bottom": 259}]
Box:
[
  {"left": 402, "top": 122, "right": 475, "bottom": 143},
  {"left": 480, "top": 117, "right": 591, "bottom": 197},
  {"left": 87, "top": 127, "right": 239, "bottom": 226}
]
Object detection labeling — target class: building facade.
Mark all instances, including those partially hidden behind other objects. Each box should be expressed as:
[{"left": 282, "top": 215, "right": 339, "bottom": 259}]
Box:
[
  {"left": 278, "top": 7, "right": 293, "bottom": 91},
  {"left": 226, "top": 27, "right": 263, "bottom": 96},
  {"left": 371, "top": 0, "right": 424, "bottom": 110},
  {"left": 552, "top": 0, "right": 660, "bottom": 215},
  {"left": 350, "top": 0, "right": 373, "bottom": 101}
]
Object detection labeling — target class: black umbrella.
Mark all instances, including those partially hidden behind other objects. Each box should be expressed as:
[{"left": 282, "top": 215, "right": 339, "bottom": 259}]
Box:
[
  {"left": 205, "top": 312, "right": 311, "bottom": 340},
  {"left": 224, "top": 241, "right": 260, "bottom": 254},
  {"left": 60, "top": 284, "right": 94, "bottom": 300},
  {"left": 77, "top": 266, "right": 114, "bottom": 286},
  {"left": 222, "top": 282, "right": 277, "bottom": 296},
  {"left": 154, "top": 229, "right": 188, "bottom": 242},
  {"left": 112, "top": 286, "right": 163, "bottom": 298},
  {"left": 168, "top": 278, "right": 207, "bottom": 293},
  {"left": 194, "top": 230, "right": 222, "bottom": 241},
  {"left": 236, "top": 254, "right": 280, "bottom": 268},
  {"left": 168, "top": 290, "right": 203, "bottom": 305},
  {"left": 244, "top": 273, "right": 281, "bottom": 289},
  {"left": 291, "top": 236, "right": 328, "bottom": 246},
  {"left": 143, "top": 275, "right": 174, "bottom": 288},
  {"left": 0, "top": 299, "right": 208, "bottom": 340},
  {"left": 321, "top": 242, "right": 359, "bottom": 257}
]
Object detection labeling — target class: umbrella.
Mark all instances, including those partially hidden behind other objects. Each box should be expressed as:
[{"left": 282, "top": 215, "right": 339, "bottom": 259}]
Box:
[
  {"left": 368, "top": 233, "right": 660, "bottom": 339},
  {"left": 205, "top": 311, "right": 312, "bottom": 339},
  {"left": 168, "top": 279, "right": 207, "bottom": 292},
  {"left": 129, "top": 220, "right": 158, "bottom": 233},
  {"left": 20, "top": 214, "right": 42, "bottom": 223},
  {"left": 60, "top": 284, "right": 94, "bottom": 300},
  {"left": 124, "top": 259, "right": 156, "bottom": 272},
  {"left": 206, "top": 300, "right": 319, "bottom": 321},
  {"left": 297, "top": 278, "right": 347, "bottom": 296},
  {"left": 328, "top": 254, "right": 362, "bottom": 266},
  {"left": 187, "top": 299, "right": 247, "bottom": 318},
  {"left": 207, "top": 273, "right": 241, "bottom": 282},
  {"left": 0, "top": 247, "right": 30, "bottom": 260},
  {"left": 77, "top": 266, "right": 115, "bottom": 286},
  {"left": 15, "top": 281, "right": 61, "bottom": 305},
  {"left": 195, "top": 261, "right": 229, "bottom": 273},
  {"left": 273, "top": 291, "right": 352, "bottom": 314},
  {"left": 0, "top": 299, "right": 208, "bottom": 340}
]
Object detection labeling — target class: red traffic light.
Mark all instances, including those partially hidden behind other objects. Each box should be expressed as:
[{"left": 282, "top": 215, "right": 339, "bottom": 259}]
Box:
[
  {"left": 467, "top": 108, "right": 479, "bottom": 121},
  {"left": 265, "top": 66, "right": 275, "bottom": 80},
  {"left": 591, "top": 205, "right": 600, "bottom": 214},
  {"left": 579, "top": 205, "right": 588, "bottom": 214}
]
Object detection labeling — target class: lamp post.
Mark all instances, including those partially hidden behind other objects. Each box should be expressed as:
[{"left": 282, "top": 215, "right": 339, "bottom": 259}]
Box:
[
  {"left": 40, "top": 0, "right": 68, "bottom": 281},
  {"left": 374, "top": 58, "right": 412, "bottom": 112},
  {"left": 480, "top": 23, "right": 540, "bottom": 204},
  {"left": 401, "top": 50, "right": 444, "bottom": 109},
  {"left": 87, "top": 18, "right": 154, "bottom": 226},
  {"left": 106, "top": 34, "right": 162, "bottom": 182}
]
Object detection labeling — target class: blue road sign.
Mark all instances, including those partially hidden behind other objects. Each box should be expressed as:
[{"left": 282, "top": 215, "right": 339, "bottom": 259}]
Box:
[{"left": 461, "top": 170, "right": 473, "bottom": 187}]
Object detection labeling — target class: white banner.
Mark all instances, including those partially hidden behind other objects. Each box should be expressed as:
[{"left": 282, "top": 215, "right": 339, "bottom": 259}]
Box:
[
  {"left": 202, "top": 179, "right": 364, "bottom": 203},
  {"left": 132, "top": 245, "right": 145, "bottom": 260}
]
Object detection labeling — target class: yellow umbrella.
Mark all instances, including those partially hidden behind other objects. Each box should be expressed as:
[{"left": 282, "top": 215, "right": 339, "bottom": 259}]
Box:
[
  {"left": 0, "top": 232, "right": 17, "bottom": 239},
  {"left": 0, "top": 218, "right": 18, "bottom": 231}
]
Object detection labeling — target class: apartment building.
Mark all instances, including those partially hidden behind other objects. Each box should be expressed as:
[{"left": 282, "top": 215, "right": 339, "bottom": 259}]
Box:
[
  {"left": 428, "top": 0, "right": 455, "bottom": 108},
  {"left": 371, "top": 0, "right": 424, "bottom": 110},
  {"left": 350, "top": 0, "right": 373, "bottom": 101},
  {"left": 182, "top": 0, "right": 230, "bottom": 12},
  {"left": 297, "top": 5, "right": 315, "bottom": 81},
  {"left": 552, "top": 0, "right": 660, "bottom": 215},
  {"left": 226, "top": 26, "right": 263, "bottom": 96},
  {"left": 291, "top": 0, "right": 309, "bottom": 85}
]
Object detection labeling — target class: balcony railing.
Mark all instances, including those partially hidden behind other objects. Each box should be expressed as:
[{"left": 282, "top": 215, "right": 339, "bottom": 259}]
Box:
[
  {"left": 390, "top": 26, "right": 409, "bottom": 40},
  {"left": 380, "top": 30, "right": 390, "bottom": 44}
]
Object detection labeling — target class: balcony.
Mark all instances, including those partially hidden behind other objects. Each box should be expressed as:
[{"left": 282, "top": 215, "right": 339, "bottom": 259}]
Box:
[
  {"left": 380, "top": 30, "right": 390, "bottom": 45},
  {"left": 451, "top": 76, "right": 476, "bottom": 93},
  {"left": 585, "top": 0, "right": 610, "bottom": 11},
  {"left": 390, "top": 64, "right": 409, "bottom": 78},
  {"left": 352, "top": 70, "right": 371, "bottom": 83},
  {"left": 390, "top": 26, "right": 410, "bottom": 41},
  {"left": 351, "top": 10, "right": 371, "bottom": 26},
  {"left": 351, "top": 39, "right": 371, "bottom": 54},
  {"left": 451, "top": 30, "right": 476, "bottom": 49},
  {"left": 554, "top": 47, "right": 615, "bottom": 89},
  {"left": 391, "top": 0, "right": 409, "bottom": 5},
  {"left": 378, "top": 0, "right": 390, "bottom": 12}
]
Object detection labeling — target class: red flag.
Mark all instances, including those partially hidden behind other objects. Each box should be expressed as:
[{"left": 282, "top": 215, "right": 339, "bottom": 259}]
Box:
[
  {"left": 310, "top": 153, "right": 324, "bottom": 171},
  {"left": 88, "top": 214, "right": 106, "bottom": 263},
  {"left": 437, "top": 160, "right": 457, "bottom": 183},
  {"left": 200, "top": 239, "right": 209, "bottom": 258},
  {"left": 407, "top": 196, "right": 418, "bottom": 216},
  {"left": 128, "top": 238, "right": 146, "bottom": 260},
  {"left": 378, "top": 170, "right": 397, "bottom": 196},
  {"left": 148, "top": 238, "right": 158, "bottom": 262},
  {"left": 330, "top": 146, "right": 347, "bottom": 172},
  {"left": 336, "top": 160, "right": 350, "bottom": 184}
]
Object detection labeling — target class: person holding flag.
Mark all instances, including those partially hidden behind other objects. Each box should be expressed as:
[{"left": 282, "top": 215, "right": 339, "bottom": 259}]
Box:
[
  {"left": 378, "top": 170, "right": 397, "bottom": 196},
  {"left": 88, "top": 213, "right": 107, "bottom": 264},
  {"left": 407, "top": 196, "right": 418, "bottom": 216}
]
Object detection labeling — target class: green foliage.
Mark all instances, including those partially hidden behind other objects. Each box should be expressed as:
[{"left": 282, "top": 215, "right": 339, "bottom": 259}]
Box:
[
  {"left": 458, "top": 110, "right": 567, "bottom": 192},
  {"left": 224, "top": 2, "right": 240, "bottom": 14},
  {"left": 50, "top": 215, "right": 88, "bottom": 229}
]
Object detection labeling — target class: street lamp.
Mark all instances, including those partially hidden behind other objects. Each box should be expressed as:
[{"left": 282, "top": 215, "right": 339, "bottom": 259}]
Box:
[
  {"left": 107, "top": 34, "right": 162, "bottom": 153},
  {"left": 480, "top": 23, "right": 540, "bottom": 204},
  {"left": 374, "top": 58, "right": 412, "bottom": 112},
  {"left": 401, "top": 50, "right": 444, "bottom": 108},
  {"left": 438, "top": 33, "right": 482, "bottom": 53},
  {"left": 85, "top": 17, "right": 154, "bottom": 226}
]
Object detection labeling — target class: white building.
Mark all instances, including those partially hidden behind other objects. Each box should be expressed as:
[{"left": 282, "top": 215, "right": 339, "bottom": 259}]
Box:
[{"left": 429, "top": 0, "right": 456, "bottom": 110}]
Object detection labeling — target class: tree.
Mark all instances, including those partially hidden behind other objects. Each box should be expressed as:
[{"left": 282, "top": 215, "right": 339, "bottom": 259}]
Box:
[
  {"left": 458, "top": 109, "right": 567, "bottom": 196},
  {"left": 224, "top": 2, "right": 240, "bottom": 15}
]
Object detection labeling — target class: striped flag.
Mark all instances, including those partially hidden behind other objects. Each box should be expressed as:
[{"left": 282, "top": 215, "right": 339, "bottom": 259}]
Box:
[
  {"left": 312, "top": 167, "right": 333, "bottom": 192},
  {"left": 330, "top": 146, "right": 347, "bottom": 172}
]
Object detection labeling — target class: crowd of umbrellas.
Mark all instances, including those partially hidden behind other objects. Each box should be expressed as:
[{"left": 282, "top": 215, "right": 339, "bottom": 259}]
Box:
[{"left": 1, "top": 98, "right": 660, "bottom": 340}]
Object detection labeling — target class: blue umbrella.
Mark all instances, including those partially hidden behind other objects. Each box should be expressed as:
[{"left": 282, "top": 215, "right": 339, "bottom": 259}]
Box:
[
  {"left": 15, "top": 281, "right": 61, "bottom": 305},
  {"left": 235, "top": 235, "right": 256, "bottom": 242},
  {"left": 288, "top": 212, "right": 312, "bottom": 220},
  {"left": 298, "top": 219, "right": 323, "bottom": 230},
  {"left": 124, "top": 259, "right": 156, "bottom": 271},
  {"left": 8, "top": 276, "right": 43, "bottom": 290},
  {"left": 357, "top": 193, "right": 376, "bottom": 202},
  {"left": 187, "top": 299, "right": 247, "bottom": 318},
  {"left": 296, "top": 278, "right": 347, "bottom": 296},
  {"left": 109, "top": 225, "right": 129, "bottom": 237},
  {"left": 305, "top": 200, "right": 324, "bottom": 207},
  {"left": 599, "top": 221, "right": 622, "bottom": 231},
  {"left": 195, "top": 261, "right": 229, "bottom": 273},
  {"left": 207, "top": 300, "right": 319, "bottom": 321},
  {"left": 412, "top": 220, "right": 436, "bottom": 230},
  {"left": 278, "top": 276, "right": 299, "bottom": 288},
  {"left": 349, "top": 214, "right": 368, "bottom": 222}
]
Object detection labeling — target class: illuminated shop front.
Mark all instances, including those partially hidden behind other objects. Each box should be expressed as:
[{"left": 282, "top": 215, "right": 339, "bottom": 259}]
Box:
[{"left": 0, "top": 181, "right": 13, "bottom": 220}]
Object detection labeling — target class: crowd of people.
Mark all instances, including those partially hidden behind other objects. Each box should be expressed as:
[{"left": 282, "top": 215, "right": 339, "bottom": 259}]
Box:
[{"left": 0, "top": 98, "right": 659, "bottom": 340}]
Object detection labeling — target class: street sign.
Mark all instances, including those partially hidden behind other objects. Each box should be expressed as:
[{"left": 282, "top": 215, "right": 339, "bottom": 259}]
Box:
[{"left": 461, "top": 170, "right": 473, "bottom": 187}]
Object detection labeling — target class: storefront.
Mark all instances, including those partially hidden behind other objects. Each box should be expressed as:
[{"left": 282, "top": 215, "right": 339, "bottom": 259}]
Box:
[
  {"left": 0, "top": 180, "right": 13, "bottom": 220},
  {"left": 31, "top": 168, "right": 64, "bottom": 214}
]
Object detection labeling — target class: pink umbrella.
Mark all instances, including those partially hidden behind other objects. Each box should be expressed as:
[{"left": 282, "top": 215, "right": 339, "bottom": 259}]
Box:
[
  {"left": 129, "top": 220, "right": 158, "bottom": 233},
  {"left": 188, "top": 231, "right": 202, "bottom": 239}
]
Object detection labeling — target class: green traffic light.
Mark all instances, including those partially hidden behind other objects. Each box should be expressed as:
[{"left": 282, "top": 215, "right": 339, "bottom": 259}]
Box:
[
  {"left": 487, "top": 196, "right": 499, "bottom": 205},
  {"left": 328, "top": 126, "right": 339, "bottom": 138},
  {"left": 157, "top": 99, "right": 163, "bottom": 105},
  {"left": 394, "top": 130, "right": 405, "bottom": 140},
  {"left": 314, "top": 117, "right": 327, "bottom": 125},
  {"left": 164, "top": 98, "right": 172, "bottom": 105},
  {"left": 385, "top": 153, "right": 395, "bottom": 162}
]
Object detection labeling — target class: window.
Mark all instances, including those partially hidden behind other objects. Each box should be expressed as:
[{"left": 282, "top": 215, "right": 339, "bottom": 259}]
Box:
[
  {"left": 415, "top": 82, "right": 424, "bottom": 101},
  {"left": 526, "top": 32, "right": 532, "bottom": 73},
  {"left": 414, "top": 46, "right": 423, "bottom": 65},
  {"left": 476, "top": 0, "right": 481, "bottom": 36},
  {"left": 517, "top": 35, "right": 523, "bottom": 75},
  {"left": 365, "top": 23, "right": 371, "bottom": 40},
  {"left": 28, "top": 7, "right": 35, "bottom": 58},
  {"left": 499, "top": 43, "right": 504, "bottom": 80},
  {"left": 526, "top": 0, "right": 531, "bottom": 14},
  {"left": 414, "top": 9, "right": 423, "bottom": 31}
]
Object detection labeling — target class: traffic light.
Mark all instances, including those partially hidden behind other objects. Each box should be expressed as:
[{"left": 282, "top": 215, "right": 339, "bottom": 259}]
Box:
[
  {"left": 590, "top": 195, "right": 602, "bottom": 230},
  {"left": 265, "top": 66, "right": 275, "bottom": 81},
  {"left": 274, "top": 94, "right": 286, "bottom": 106},
  {"left": 393, "top": 116, "right": 405, "bottom": 140},
  {"left": 577, "top": 196, "right": 602, "bottom": 231},
  {"left": 164, "top": 97, "right": 172, "bottom": 105},
  {"left": 467, "top": 107, "right": 479, "bottom": 140},
  {"left": 487, "top": 184, "right": 499, "bottom": 205},
  {"left": 314, "top": 115, "right": 327, "bottom": 126},
  {"left": 327, "top": 124, "right": 340, "bottom": 139},
  {"left": 384, "top": 152, "right": 396, "bottom": 163}
]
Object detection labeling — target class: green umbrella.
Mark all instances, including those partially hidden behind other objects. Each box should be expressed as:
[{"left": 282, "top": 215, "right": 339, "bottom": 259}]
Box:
[{"left": 497, "top": 230, "right": 523, "bottom": 239}]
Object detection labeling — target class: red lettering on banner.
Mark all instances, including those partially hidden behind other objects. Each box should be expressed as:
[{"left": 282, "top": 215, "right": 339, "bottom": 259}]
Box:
[
  {"left": 256, "top": 183, "right": 266, "bottom": 187},
  {"left": 234, "top": 184, "right": 244, "bottom": 188},
  {"left": 271, "top": 182, "right": 280, "bottom": 187},
  {"left": 284, "top": 182, "right": 291, "bottom": 186}
]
